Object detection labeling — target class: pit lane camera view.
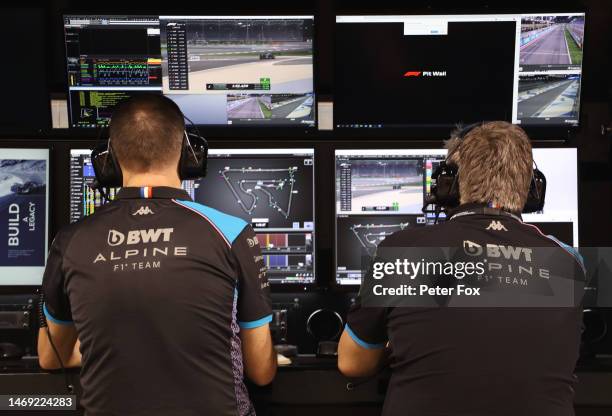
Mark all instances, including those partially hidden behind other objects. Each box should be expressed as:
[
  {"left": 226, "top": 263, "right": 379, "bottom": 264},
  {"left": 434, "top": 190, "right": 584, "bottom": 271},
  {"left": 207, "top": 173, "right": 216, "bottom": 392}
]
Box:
[
  {"left": 520, "top": 16, "right": 584, "bottom": 68},
  {"left": 63, "top": 15, "right": 315, "bottom": 128},
  {"left": 0, "top": 148, "right": 49, "bottom": 285},
  {"left": 335, "top": 13, "right": 585, "bottom": 129},
  {"left": 193, "top": 149, "right": 315, "bottom": 285},
  {"left": 160, "top": 16, "right": 315, "bottom": 127},
  {"left": 335, "top": 148, "right": 579, "bottom": 286}
]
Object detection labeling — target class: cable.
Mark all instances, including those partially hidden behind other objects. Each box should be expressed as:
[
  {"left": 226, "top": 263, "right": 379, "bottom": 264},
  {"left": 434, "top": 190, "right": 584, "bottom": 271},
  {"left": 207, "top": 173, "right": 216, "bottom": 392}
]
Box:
[
  {"left": 45, "top": 326, "right": 74, "bottom": 394},
  {"left": 38, "top": 291, "right": 74, "bottom": 394}
]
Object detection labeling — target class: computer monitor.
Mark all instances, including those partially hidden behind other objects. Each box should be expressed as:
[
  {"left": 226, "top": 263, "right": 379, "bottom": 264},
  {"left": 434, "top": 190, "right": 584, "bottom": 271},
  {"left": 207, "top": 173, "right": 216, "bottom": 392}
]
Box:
[
  {"left": 69, "top": 149, "right": 197, "bottom": 223},
  {"left": 523, "top": 147, "right": 579, "bottom": 246},
  {"left": 335, "top": 13, "right": 585, "bottom": 130},
  {"left": 63, "top": 15, "right": 163, "bottom": 128},
  {"left": 334, "top": 148, "right": 579, "bottom": 286},
  {"left": 69, "top": 148, "right": 316, "bottom": 285},
  {"left": 159, "top": 15, "right": 315, "bottom": 127},
  {"left": 63, "top": 15, "right": 315, "bottom": 129},
  {"left": 0, "top": 148, "right": 49, "bottom": 285},
  {"left": 335, "top": 149, "right": 447, "bottom": 285},
  {"left": 193, "top": 149, "right": 315, "bottom": 285}
]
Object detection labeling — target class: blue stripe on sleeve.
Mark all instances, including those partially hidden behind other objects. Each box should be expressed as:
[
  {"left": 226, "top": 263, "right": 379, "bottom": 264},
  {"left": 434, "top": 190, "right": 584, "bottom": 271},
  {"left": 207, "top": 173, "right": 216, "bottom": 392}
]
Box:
[
  {"left": 239, "top": 314, "right": 273, "bottom": 329},
  {"left": 43, "top": 303, "right": 73, "bottom": 326},
  {"left": 345, "top": 324, "right": 385, "bottom": 349},
  {"left": 546, "top": 234, "right": 586, "bottom": 274}
]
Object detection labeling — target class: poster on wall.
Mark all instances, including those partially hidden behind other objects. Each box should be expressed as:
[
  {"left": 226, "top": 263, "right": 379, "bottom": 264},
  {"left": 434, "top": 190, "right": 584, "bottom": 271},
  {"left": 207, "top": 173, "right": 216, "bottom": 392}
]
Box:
[{"left": 0, "top": 148, "right": 49, "bottom": 285}]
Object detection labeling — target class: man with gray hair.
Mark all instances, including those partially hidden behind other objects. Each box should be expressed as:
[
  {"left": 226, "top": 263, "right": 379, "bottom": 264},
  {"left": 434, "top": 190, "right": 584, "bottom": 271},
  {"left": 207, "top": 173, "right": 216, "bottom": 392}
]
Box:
[{"left": 338, "top": 121, "right": 584, "bottom": 416}]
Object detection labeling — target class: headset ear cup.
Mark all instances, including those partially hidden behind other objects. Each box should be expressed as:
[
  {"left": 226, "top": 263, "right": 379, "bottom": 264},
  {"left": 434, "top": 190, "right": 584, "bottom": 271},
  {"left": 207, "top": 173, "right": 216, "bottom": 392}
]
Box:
[
  {"left": 91, "top": 141, "right": 123, "bottom": 188},
  {"left": 523, "top": 168, "right": 546, "bottom": 213},
  {"left": 178, "top": 131, "right": 208, "bottom": 181},
  {"left": 430, "top": 161, "right": 460, "bottom": 208}
]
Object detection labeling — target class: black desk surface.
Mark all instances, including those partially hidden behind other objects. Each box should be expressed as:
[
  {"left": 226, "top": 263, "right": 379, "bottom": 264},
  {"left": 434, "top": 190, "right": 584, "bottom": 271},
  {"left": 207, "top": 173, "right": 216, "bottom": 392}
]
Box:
[{"left": 1, "top": 355, "right": 612, "bottom": 408}]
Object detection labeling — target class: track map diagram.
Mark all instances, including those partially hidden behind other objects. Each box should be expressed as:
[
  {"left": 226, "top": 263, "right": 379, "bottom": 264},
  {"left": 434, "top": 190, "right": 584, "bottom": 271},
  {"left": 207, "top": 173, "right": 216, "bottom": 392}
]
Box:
[
  {"left": 350, "top": 222, "right": 410, "bottom": 255},
  {"left": 220, "top": 166, "right": 298, "bottom": 219}
]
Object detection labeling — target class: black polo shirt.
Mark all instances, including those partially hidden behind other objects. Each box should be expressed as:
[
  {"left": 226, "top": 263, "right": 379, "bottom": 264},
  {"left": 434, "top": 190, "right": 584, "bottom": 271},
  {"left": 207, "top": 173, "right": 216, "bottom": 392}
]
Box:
[
  {"left": 347, "top": 204, "right": 584, "bottom": 416},
  {"left": 43, "top": 186, "right": 272, "bottom": 416}
]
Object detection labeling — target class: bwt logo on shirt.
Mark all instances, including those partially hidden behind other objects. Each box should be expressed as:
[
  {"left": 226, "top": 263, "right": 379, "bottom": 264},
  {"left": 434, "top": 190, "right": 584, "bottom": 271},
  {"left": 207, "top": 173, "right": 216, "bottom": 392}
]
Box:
[
  {"left": 107, "top": 228, "right": 174, "bottom": 247},
  {"left": 463, "top": 241, "right": 532, "bottom": 262}
]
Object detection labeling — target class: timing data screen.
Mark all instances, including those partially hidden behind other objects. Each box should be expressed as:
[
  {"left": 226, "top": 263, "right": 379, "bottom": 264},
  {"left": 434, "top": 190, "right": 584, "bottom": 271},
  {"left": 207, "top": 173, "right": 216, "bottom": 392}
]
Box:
[
  {"left": 334, "top": 148, "right": 579, "bottom": 286},
  {"left": 64, "top": 15, "right": 315, "bottom": 129},
  {"left": 335, "top": 13, "right": 585, "bottom": 129},
  {"left": 69, "top": 149, "right": 197, "bottom": 223}
]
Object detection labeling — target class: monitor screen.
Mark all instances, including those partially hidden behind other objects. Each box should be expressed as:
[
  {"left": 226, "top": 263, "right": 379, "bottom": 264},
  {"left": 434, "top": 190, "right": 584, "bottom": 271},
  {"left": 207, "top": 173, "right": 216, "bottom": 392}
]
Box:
[
  {"left": 193, "top": 148, "right": 315, "bottom": 285},
  {"left": 523, "top": 147, "right": 579, "bottom": 246},
  {"left": 69, "top": 148, "right": 316, "bottom": 285},
  {"left": 159, "top": 15, "right": 315, "bottom": 127},
  {"left": 69, "top": 149, "right": 197, "bottom": 223},
  {"left": 335, "top": 149, "right": 447, "bottom": 285},
  {"left": 0, "top": 148, "right": 49, "bottom": 285},
  {"left": 334, "top": 148, "right": 579, "bottom": 286},
  {"left": 63, "top": 15, "right": 163, "bottom": 128},
  {"left": 335, "top": 13, "right": 585, "bottom": 129},
  {"left": 63, "top": 15, "right": 315, "bottom": 129}
]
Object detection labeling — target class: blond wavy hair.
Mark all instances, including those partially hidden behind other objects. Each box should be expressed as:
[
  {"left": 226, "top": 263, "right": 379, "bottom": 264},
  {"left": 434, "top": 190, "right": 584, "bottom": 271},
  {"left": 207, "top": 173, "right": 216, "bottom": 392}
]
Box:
[{"left": 445, "top": 121, "right": 533, "bottom": 212}]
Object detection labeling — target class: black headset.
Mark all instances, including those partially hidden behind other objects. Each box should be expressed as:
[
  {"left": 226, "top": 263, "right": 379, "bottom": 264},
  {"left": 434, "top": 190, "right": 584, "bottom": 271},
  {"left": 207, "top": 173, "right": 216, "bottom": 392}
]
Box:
[
  {"left": 427, "top": 122, "right": 546, "bottom": 214},
  {"left": 91, "top": 95, "right": 208, "bottom": 189}
]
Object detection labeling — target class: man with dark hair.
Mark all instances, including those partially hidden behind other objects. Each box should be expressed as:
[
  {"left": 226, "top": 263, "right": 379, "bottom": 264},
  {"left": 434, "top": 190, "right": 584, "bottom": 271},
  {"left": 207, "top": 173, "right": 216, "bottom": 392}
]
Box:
[
  {"left": 37, "top": 94, "right": 277, "bottom": 415},
  {"left": 108, "top": 94, "right": 186, "bottom": 173},
  {"left": 338, "top": 121, "right": 584, "bottom": 416}
]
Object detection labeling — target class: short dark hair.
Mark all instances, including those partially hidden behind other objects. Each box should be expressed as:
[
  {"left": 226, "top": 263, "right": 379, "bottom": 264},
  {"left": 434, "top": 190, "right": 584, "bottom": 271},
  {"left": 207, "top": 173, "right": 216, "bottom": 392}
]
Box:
[{"left": 109, "top": 94, "right": 185, "bottom": 173}]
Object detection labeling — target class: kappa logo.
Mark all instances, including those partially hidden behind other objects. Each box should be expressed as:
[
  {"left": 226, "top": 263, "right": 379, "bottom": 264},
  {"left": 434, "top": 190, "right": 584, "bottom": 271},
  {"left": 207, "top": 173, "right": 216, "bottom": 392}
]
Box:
[
  {"left": 486, "top": 221, "right": 508, "bottom": 231},
  {"left": 133, "top": 206, "right": 154, "bottom": 216},
  {"left": 463, "top": 240, "right": 483, "bottom": 256}
]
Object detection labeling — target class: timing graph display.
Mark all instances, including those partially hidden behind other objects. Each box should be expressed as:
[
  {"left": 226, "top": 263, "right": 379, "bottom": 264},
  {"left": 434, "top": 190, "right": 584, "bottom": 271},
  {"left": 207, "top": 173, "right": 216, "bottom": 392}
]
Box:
[
  {"left": 0, "top": 148, "right": 49, "bottom": 285},
  {"left": 159, "top": 15, "right": 315, "bottom": 127},
  {"left": 63, "top": 15, "right": 163, "bottom": 128},
  {"left": 194, "top": 149, "right": 315, "bottom": 285}
]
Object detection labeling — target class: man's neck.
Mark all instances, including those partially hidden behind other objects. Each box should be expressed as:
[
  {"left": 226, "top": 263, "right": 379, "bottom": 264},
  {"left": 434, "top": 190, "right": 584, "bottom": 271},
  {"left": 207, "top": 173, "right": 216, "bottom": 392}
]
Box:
[{"left": 122, "top": 172, "right": 181, "bottom": 189}]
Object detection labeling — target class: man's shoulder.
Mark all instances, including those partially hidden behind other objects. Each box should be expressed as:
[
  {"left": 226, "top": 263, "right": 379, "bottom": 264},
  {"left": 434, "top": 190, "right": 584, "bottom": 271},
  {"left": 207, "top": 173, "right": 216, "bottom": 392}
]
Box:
[
  {"left": 172, "top": 199, "right": 248, "bottom": 245},
  {"left": 380, "top": 221, "right": 456, "bottom": 248}
]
